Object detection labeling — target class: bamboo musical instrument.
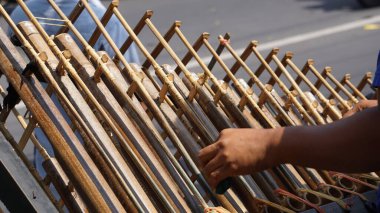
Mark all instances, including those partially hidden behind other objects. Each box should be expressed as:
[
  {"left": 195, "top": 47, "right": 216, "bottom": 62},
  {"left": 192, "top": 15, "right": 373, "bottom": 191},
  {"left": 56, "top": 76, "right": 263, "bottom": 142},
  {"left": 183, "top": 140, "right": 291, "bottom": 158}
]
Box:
[{"left": 0, "top": 1, "right": 377, "bottom": 212}]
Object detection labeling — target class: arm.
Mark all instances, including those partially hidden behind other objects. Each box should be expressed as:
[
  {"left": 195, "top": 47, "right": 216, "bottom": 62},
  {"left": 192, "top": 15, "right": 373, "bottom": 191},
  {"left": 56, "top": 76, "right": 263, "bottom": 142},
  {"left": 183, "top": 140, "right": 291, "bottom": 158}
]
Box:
[{"left": 199, "top": 106, "right": 380, "bottom": 189}]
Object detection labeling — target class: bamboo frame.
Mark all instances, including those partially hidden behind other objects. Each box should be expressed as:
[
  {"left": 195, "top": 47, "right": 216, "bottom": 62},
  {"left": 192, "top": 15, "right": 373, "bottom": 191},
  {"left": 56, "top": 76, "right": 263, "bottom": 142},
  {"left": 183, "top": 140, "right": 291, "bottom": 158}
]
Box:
[
  {"left": 0, "top": 17, "right": 110, "bottom": 211},
  {"left": 0, "top": 1, "right": 376, "bottom": 212}
]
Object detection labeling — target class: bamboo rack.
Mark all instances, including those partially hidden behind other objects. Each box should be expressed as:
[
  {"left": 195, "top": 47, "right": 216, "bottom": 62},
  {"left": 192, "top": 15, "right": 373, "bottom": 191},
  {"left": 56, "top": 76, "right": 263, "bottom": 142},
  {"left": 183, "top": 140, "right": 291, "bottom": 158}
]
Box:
[{"left": 0, "top": 1, "right": 378, "bottom": 212}]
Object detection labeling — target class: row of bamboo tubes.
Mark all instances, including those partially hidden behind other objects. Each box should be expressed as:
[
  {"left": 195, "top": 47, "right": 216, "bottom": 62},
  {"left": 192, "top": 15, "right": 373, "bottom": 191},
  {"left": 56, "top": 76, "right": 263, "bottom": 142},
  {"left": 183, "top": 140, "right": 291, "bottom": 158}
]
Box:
[{"left": 0, "top": 1, "right": 378, "bottom": 212}]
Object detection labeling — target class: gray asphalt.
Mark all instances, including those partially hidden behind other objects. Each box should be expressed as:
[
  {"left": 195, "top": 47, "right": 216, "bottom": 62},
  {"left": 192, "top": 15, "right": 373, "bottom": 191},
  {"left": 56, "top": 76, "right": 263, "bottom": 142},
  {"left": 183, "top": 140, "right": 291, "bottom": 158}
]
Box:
[
  {"left": 118, "top": 0, "right": 380, "bottom": 84},
  {"left": 1, "top": 0, "right": 380, "bottom": 161}
]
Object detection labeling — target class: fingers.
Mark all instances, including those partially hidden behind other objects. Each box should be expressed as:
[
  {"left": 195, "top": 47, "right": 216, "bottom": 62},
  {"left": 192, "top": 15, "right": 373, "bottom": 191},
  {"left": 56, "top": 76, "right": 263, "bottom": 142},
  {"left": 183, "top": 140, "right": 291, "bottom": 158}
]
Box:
[
  {"left": 343, "top": 100, "right": 378, "bottom": 118},
  {"left": 208, "top": 165, "right": 230, "bottom": 189},
  {"left": 342, "top": 108, "right": 357, "bottom": 118},
  {"left": 201, "top": 150, "right": 235, "bottom": 189},
  {"left": 199, "top": 142, "right": 231, "bottom": 189},
  {"left": 198, "top": 143, "right": 219, "bottom": 168},
  {"left": 360, "top": 100, "right": 378, "bottom": 108},
  {"left": 202, "top": 151, "right": 224, "bottom": 177}
]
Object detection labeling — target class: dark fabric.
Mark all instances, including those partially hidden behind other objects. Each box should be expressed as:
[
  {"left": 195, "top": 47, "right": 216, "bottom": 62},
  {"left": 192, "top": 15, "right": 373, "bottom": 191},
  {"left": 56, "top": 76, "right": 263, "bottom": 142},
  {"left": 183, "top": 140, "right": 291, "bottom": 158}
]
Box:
[{"left": 372, "top": 50, "right": 380, "bottom": 88}]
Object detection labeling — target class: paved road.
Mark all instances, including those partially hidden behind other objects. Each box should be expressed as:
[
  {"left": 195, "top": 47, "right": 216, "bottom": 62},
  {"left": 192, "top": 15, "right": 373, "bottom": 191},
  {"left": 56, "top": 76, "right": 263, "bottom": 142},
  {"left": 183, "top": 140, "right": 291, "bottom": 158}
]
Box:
[
  {"left": 117, "top": 0, "right": 380, "bottom": 85},
  {"left": 1, "top": 0, "right": 380, "bottom": 161}
]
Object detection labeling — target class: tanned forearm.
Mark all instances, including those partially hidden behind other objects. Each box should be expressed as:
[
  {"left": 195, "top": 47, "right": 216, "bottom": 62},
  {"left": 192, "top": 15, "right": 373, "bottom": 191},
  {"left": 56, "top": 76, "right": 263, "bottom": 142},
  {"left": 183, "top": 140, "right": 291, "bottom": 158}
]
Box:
[
  {"left": 199, "top": 106, "right": 380, "bottom": 189},
  {"left": 275, "top": 107, "right": 380, "bottom": 173}
]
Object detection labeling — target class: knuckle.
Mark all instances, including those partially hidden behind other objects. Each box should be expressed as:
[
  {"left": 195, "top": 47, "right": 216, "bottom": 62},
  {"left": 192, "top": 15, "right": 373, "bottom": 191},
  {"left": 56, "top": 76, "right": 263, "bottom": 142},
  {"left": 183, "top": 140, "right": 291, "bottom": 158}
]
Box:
[
  {"left": 218, "top": 143, "right": 225, "bottom": 150},
  {"left": 220, "top": 128, "right": 232, "bottom": 136},
  {"left": 219, "top": 154, "right": 227, "bottom": 161},
  {"left": 220, "top": 150, "right": 229, "bottom": 160},
  {"left": 229, "top": 162, "right": 238, "bottom": 172},
  {"left": 220, "top": 129, "right": 227, "bottom": 135},
  {"left": 218, "top": 140, "right": 228, "bottom": 149},
  {"left": 210, "top": 171, "right": 219, "bottom": 179}
]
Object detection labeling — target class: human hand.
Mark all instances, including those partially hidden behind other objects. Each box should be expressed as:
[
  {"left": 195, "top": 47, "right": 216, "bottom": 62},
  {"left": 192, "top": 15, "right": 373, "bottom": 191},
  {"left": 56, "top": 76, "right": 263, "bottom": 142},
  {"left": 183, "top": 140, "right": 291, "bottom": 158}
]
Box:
[
  {"left": 198, "top": 128, "right": 282, "bottom": 189},
  {"left": 343, "top": 100, "right": 378, "bottom": 118}
]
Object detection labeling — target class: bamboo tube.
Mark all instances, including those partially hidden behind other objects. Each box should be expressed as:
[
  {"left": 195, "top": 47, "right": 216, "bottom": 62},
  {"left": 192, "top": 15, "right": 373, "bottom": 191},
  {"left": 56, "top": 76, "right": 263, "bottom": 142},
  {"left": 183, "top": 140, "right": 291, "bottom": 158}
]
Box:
[
  {"left": 0, "top": 85, "right": 98, "bottom": 212},
  {"left": 0, "top": 1, "right": 376, "bottom": 212},
  {"left": 86, "top": 6, "right": 266, "bottom": 208},
  {"left": 172, "top": 31, "right": 259, "bottom": 129},
  {"left": 243, "top": 53, "right": 353, "bottom": 204},
  {"left": 249, "top": 43, "right": 316, "bottom": 125},
  {"left": 54, "top": 33, "right": 186, "bottom": 212},
  {"left": 172, "top": 35, "right": 320, "bottom": 211},
  {"left": 102, "top": 56, "right": 214, "bottom": 210},
  {"left": 303, "top": 91, "right": 335, "bottom": 123},
  {"left": 224, "top": 45, "right": 304, "bottom": 125},
  {"left": 268, "top": 88, "right": 306, "bottom": 125},
  {"left": 245, "top": 70, "right": 346, "bottom": 208},
  {"left": 272, "top": 53, "right": 326, "bottom": 125},
  {"left": 110, "top": 6, "right": 231, "bottom": 144},
  {"left": 133, "top": 15, "right": 296, "bottom": 211},
  {"left": 17, "top": 20, "right": 135, "bottom": 211},
  {"left": 0, "top": 18, "right": 110, "bottom": 211},
  {"left": 303, "top": 62, "right": 351, "bottom": 111},
  {"left": 220, "top": 40, "right": 296, "bottom": 126},
  {"left": 17, "top": 21, "right": 144, "bottom": 211},
  {"left": 209, "top": 78, "right": 323, "bottom": 212},
  {"left": 220, "top": 82, "right": 263, "bottom": 128},
  {"left": 177, "top": 71, "right": 299, "bottom": 212},
  {"left": 6, "top": 11, "right": 124, "bottom": 211},
  {"left": 50, "top": 7, "right": 210, "bottom": 208},
  {"left": 254, "top": 86, "right": 338, "bottom": 193},
  {"left": 175, "top": 28, "right": 280, "bottom": 130},
  {"left": 287, "top": 59, "right": 342, "bottom": 120},
  {"left": 196, "top": 81, "right": 308, "bottom": 210},
  {"left": 202, "top": 38, "right": 276, "bottom": 128},
  {"left": 131, "top": 64, "right": 239, "bottom": 211},
  {"left": 49, "top": 4, "right": 212, "bottom": 208},
  {"left": 199, "top": 37, "right": 333, "bottom": 209},
  {"left": 217, "top": 40, "right": 353, "bottom": 207},
  {"left": 162, "top": 66, "right": 226, "bottom": 138},
  {"left": 237, "top": 78, "right": 287, "bottom": 127},
  {"left": 56, "top": 8, "right": 211, "bottom": 210},
  {"left": 158, "top": 67, "right": 275, "bottom": 211},
  {"left": 14, "top": 1, "right": 178, "bottom": 210}
]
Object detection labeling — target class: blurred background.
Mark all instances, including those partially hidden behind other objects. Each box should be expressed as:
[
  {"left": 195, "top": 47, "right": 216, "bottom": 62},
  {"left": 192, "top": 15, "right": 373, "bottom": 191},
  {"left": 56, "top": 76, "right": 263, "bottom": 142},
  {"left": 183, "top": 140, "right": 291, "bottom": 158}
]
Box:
[{"left": 115, "top": 0, "right": 380, "bottom": 82}]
